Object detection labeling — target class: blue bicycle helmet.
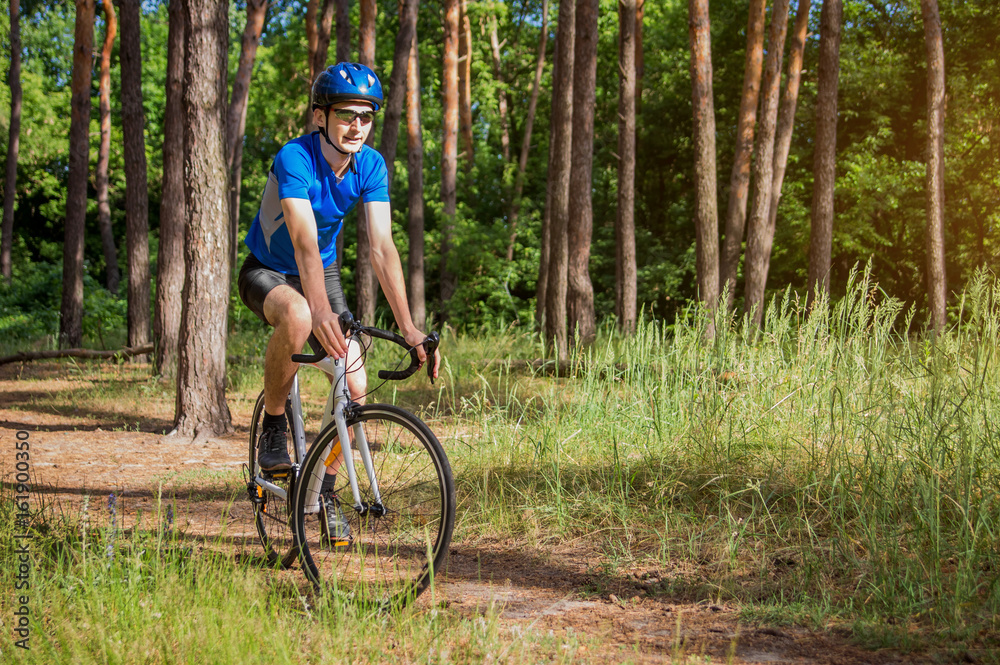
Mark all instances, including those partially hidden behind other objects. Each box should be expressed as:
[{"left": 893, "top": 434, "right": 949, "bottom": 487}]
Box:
[{"left": 312, "top": 63, "right": 384, "bottom": 112}]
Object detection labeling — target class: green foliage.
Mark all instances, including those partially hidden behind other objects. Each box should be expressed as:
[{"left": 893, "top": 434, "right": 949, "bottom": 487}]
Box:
[{"left": 1, "top": 0, "right": 999, "bottom": 347}]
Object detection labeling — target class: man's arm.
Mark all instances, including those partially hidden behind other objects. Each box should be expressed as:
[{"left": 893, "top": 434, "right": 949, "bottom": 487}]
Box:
[
  {"left": 282, "top": 197, "right": 349, "bottom": 359},
  {"left": 365, "top": 200, "right": 440, "bottom": 378}
]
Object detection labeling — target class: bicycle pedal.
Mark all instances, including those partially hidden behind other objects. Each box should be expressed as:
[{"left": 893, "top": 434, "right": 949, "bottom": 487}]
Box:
[{"left": 265, "top": 470, "right": 291, "bottom": 480}]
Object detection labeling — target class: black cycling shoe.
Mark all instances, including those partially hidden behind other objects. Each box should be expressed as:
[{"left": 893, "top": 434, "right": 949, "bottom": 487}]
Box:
[{"left": 257, "top": 426, "right": 292, "bottom": 471}]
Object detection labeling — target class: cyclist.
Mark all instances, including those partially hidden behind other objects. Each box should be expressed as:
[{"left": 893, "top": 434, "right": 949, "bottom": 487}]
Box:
[{"left": 237, "top": 62, "right": 439, "bottom": 539}]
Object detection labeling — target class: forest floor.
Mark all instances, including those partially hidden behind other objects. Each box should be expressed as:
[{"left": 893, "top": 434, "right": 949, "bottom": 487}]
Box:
[{"left": 0, "top": 362, "right": 944, "bottom": 664}]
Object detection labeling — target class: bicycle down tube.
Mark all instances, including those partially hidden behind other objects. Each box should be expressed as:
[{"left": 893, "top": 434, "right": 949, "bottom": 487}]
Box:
[{"left": 298, "top": 346, "right": 384, "bottom": 517}]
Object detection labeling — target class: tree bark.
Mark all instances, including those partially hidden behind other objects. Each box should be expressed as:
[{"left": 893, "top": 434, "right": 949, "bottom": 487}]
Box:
[
  {"left": 806, "top": 0, "right": 842, "bottom": 303},
  {"left": 507, "top": 0, "right": 548, "bottom": 263},
  {"left": 743, "top": 0, "right": 790, "bottom": 326},
  {"left": 175, "top": 0, "right": 233, "bottom": 439},
  {"left": 96, "top": 0, "right": 119, "bottom": 293},
  {"left": 314, "top": 0, "right": 335, "bottom": 73},
  {"left": 155, "top": 0, "right": 186, "bottom": 377},
  {"left": 488, "top": 12, "right": 510, "bottom": 164},
  {"left": 353, "top": 0, "right": 378, "bottom": 323},
  {"left": 406, "top": 27, "right": 425, "bottom": 330},
  {"left": 307, "top": 0, "right": 320, "bottom": 81},
  {"left": 61, "top": 0, "right": 95, "bottom": 348},
  {"left": 567, "top": 0, "right": 597, "bottom": 345},
  {"left": 378, "top": 0, "right": 418, "bottom": 189},
  {"left": 635, "top": 0, "right": 644, "bottom": 112},
  {"left": 921, "top": 0, "right": 947, "bottom": 333},
  {"left": 334, "top": 0, "right": 350, "bottom": 266},
  {"left": 305, "top": 0, "right": 320, "bottom": 132},
  {"left": 440, "top": 0, "right": 460, "bottom": 311},
  {"left": 227, "top": 0, "right": 268, "bottom": 269},
  {"left": 120, "top": 0, "right": 152, "bottom": 356},
  {"left": 767, "top": 0, "right": 810, "bottom": 272},
  {"left": 719, "top": 0, "right": 765, "bottom": 309},
  {"left": 1, "top": 0, "right": 21, "bottom": 282},
  {"left": 458, "top": 0, "right": 474, "bottom": 161},
  {"left": 335, "top": 0, "right": 350, "bottom": 62},
  {"left": 543, "top": 0, "right": 576, "bottom": 358},
  {"left": 617, "top": 0, "right": 637, "bottom": 334}
]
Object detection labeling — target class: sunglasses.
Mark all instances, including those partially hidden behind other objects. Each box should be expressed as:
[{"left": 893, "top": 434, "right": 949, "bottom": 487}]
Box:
[{"left": 332, "top": 109, "right": 376, "bottom": 125}]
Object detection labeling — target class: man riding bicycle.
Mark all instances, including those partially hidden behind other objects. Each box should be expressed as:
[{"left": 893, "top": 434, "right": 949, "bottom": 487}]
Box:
[{"left": 237, "top": 62, "right": 440, "bottom": 539}]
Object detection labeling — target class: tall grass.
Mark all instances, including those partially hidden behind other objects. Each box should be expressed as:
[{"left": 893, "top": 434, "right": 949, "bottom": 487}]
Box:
[
  {"left": 444, "top": 266, "right": 1000, "bottom": 648},
  {"left": 0, "top": 486, "right": 585, "bottom": 664}
]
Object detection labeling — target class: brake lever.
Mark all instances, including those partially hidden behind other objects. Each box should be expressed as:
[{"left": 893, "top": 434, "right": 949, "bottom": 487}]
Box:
[{"left": 424, "top": 332, "right": 440, "bottom": 384}]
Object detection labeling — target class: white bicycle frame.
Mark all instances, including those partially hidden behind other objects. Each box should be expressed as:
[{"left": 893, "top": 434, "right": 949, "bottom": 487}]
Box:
[{"left": 251, "top": 341, "right": 383, "bottom": 516}]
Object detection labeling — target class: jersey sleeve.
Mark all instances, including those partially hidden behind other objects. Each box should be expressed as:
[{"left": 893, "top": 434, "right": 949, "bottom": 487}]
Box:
[
  {"left": 358, "top": 148, "right": 391, "bottom": 202},
  {"left": 272, "top": 141, "right": 314, "bottom": 200}
]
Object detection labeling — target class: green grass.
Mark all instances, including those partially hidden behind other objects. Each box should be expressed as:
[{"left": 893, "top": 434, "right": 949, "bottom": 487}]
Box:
[
  {"left": 438, "top": 265, "right": 1000, "bottom": 655},
  {"left": 6, "top": 264, "right": 1000, "bottom": 661},
  {"left": 0, "top": 488, "right": 587, "bottom": 665}
]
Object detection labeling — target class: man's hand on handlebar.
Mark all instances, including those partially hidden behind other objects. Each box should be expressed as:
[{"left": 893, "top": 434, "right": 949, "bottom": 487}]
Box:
[
  {"left": 403, "top": 328, "right": 440, "bottom": 380},
  {"left": 312, "top": 308, "right": 348, "bottom": 359}
]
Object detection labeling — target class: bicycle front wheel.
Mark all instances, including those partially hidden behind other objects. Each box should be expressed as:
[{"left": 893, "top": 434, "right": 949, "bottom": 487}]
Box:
[
  {"left": 248, "top": 390, "right": 298, "bottom": 568},
  {"left": 293, "top": 404, "right": 455, "bottom": 607}
]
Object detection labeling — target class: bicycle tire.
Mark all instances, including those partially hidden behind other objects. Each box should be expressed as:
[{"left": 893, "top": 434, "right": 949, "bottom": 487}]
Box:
[
  {"left": 248, "top": 390, "right": 298, "bottom": 568},
  {"left": 292, "top": 404, "right": 455, "bottom": 607}
]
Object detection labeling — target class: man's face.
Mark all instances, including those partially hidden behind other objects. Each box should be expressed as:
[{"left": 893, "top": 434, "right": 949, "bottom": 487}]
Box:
[{"left": 317, "top": 101, "right": 375, "bottom": 153}]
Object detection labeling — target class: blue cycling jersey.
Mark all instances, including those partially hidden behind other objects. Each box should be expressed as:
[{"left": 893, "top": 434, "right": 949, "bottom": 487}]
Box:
[{"left": 244, "top": 133, "right": 390, "bottom": 275}]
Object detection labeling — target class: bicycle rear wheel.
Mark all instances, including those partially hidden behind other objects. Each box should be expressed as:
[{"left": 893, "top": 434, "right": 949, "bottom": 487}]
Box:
[
  {"left": 293, "top": 404, "right": 455, "bottom": 607},
  {"left": 248, "top": 390, "right": 298, "bottom": 568}
]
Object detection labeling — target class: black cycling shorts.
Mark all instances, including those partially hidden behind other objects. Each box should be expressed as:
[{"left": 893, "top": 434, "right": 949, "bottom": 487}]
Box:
[{"left": 238, "top": 252, "right": 348, "bottom": 329}]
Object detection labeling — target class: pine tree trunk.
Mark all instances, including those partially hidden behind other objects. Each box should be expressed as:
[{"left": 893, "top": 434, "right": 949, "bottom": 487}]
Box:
[
  {"left": 719, "top": 0, "right": 765, "bottom": 309},
  {"left": 334, "top": 0, "right": 350, "bottom": 265},
  {"left": 406, "top": 28, "right": 426, "bottom": 330},
  {"left": 507, "top": 0, "right": 548, "bottom": 263},
  {"left": 155, "top": 0, "right": 186, "bottom": 376},
  {"left": 921, "top": 0, "right": 947, "bottom": 333},
  {"left": 305, "top": 0, "right": 320, "bottom": 132},
  {"left": 356, "top": 0, "right": 378, "bottom": 324},
  {"left": 617, "top": 0, "right": 637, "bottom": 334},
  {"left": 635, "top": 0, "right": 644, "bottom": 112},
  {"left": 806, "top": 0, "right": 842, "bottom": 303},
  {"left": 228, "top": 0, "right": 267, "bottom": 269},
  {"left": 314, "top": 0, "right": 335, "bottom": 72},
  {"left": 488, "top": 13, "right": 510, "bottom": 164},
  {"left": 440, "top": 0, "right": 460, "bottom": 311},
  {"left": 61, "top": 0, "right": 95, "bottom": 348},
  {"left": 544, "top": 0, "right": 576, "bottom": 358},
  {"left": 743, "top": 0, "right": 790, "bottom": 327},
  {"left": 175, "top": 0, "right": 233, "bottom": 439},
  {"left": 458, "top": 0, "right": 474, "bottom": 161},
  {"left": 767, "top": 0, "right": 811, "bottom": 268},
  {"left": 378, "top": 0, "right": 418, "bottom": 189},
  {"left": 0, "top": 0, "right": 21, "bottom": 283},
  {"left": 335, "top": 0, "right": 350, "bottom": 62},
  {"left": 120, "top": 0, "right": 151, "bottom": 356},
  {"left": 306, "top": 0, "right": 319, "bottom": 80},
  {"left": 567, "top": 0, "right": 597, "bottom": 346},
  {"left": 96, "top": 0, "right": 119, "bottom": 294}
]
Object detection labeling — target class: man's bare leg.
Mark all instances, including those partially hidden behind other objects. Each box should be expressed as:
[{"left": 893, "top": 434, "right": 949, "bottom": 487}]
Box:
[{"left": 261, "top": 286, "right": 313, "bottom": 417}]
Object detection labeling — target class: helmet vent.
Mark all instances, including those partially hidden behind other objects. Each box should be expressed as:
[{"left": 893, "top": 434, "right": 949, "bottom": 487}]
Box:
[{"left": 339, "top": 69, "right": 349, "bottom": 80}]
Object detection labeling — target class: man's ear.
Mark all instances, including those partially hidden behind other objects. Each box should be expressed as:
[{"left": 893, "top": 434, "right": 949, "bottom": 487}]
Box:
[{"left": 313, "top": 107, "right": 327, "bottom": 128}]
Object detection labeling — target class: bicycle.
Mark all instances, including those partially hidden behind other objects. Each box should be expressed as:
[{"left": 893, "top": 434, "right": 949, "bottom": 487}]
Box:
[{"left": 245, "top": 312, "right": 455, "bottom": 607}]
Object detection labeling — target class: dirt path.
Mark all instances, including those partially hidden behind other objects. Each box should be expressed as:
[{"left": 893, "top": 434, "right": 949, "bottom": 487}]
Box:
[{"left": 0, "top": 364, "right": 932, "bottom": 664}]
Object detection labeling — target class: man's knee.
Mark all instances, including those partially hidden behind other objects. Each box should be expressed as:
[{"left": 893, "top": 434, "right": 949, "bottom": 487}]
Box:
[{"left": 268, "top": 292, "right": 312, "bottom": 338}]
